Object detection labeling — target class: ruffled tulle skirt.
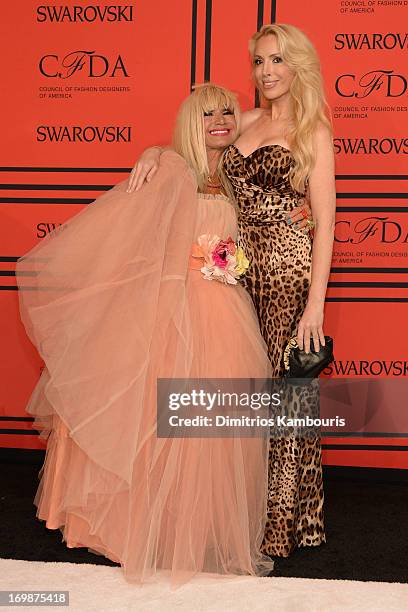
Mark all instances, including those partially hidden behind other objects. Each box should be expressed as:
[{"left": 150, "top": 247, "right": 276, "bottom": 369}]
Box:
[{"left": 31, "top": 272, "right": 273, "bottom": 586}]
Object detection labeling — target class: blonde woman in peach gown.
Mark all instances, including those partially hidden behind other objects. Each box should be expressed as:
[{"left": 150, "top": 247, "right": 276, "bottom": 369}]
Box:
[{"left": 16, "top": 85, "right": 275, "bottom": 587}]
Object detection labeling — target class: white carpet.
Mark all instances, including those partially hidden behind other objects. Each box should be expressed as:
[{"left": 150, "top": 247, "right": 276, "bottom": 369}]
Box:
[{"left": 0, "top": 559, "right": 407, "bottom": 612}]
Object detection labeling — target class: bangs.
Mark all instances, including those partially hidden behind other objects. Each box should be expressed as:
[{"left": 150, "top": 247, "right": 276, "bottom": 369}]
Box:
[{"left": 192, "top": 84, "right": 237, "bottom": 114}]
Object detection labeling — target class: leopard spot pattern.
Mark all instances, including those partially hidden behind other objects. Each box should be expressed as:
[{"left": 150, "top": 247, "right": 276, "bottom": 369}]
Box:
[{"left": 223, "top": 144, "right": 326, "bottom": 557}]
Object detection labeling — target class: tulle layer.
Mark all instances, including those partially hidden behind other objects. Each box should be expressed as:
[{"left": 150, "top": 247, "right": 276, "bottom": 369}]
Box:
[{"left": 17, "top": 153, "right": 274, "bottom": 586}]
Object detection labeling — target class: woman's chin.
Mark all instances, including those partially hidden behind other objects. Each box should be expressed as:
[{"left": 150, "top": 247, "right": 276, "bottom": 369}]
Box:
[{"left": 206, "top": 136, "right": 236, "bottom": 150}]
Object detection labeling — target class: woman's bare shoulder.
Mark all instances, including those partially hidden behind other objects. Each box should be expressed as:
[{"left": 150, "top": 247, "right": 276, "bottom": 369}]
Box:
[{"left": 313, "top": 121, "right": 333, "bottom": 147}]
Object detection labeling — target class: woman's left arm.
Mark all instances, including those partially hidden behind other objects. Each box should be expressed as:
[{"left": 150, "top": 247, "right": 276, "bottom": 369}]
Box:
[{"left": 297, "top": 124, "right": 336, "bottom": 353}]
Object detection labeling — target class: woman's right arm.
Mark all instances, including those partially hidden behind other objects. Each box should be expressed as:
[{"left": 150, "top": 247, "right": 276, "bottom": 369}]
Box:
[{"left": 126, "top": 146, "right": 167, "bottom": 193}]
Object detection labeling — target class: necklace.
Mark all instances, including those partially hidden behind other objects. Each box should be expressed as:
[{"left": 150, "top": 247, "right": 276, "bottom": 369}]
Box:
[{"left": 207, "top": 173, "right": 222, "bottom": 188}]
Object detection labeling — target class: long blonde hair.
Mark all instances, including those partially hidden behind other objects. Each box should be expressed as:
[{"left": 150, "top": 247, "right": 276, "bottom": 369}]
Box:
[
  {"left": 172, "top": 83, "right": 240, "bottom": 196},
  {"left": 249, "top": 23, "right": 331, "bottom": 193}
]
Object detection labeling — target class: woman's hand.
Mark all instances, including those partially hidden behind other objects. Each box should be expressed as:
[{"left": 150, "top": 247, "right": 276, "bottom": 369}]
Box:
[
  {"left": 286, "top": 197, "right": 314, "bottom": 234},
  {"left": 297, "top": 299, "right": 325, "bottom": 353},
  {"left": 126, "top": 147, "right": 162, "bottom": 193}
]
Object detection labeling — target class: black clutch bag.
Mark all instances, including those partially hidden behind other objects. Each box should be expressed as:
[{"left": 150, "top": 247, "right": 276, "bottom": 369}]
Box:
[{"left": 283, "top": 336, "right": 334, "bottom": 379}]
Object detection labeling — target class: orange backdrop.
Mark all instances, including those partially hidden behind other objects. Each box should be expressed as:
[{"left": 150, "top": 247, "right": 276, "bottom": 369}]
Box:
[{"left": 1, "top": 0, "right": 407, "bottom": 468}]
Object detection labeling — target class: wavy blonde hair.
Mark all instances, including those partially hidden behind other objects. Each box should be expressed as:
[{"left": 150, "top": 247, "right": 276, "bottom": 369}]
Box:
[
  {"left": 172, "top": 83, "right": 240, "bottom": 196},
  {"left": 249, "top": 23, "right": 331, "bottom": 193}
]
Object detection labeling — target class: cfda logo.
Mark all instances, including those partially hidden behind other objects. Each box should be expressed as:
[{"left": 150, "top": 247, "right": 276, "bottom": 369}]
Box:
[
  {"left": 335, "top": 70, "right": 407, "bottom": 98},
  {"left": 335, "top": 217, "right": 408, "bottom": 244},
  {"left": 39, "top": 51, "right": 129, "bottom": 78}
]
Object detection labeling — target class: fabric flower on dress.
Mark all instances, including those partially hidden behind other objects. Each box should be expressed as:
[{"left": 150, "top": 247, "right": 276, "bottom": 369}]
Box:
[{"left": 192, "top": 234, "right": 249, "bottom": 285}]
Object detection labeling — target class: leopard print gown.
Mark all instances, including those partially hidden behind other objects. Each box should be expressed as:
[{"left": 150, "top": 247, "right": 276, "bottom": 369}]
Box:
[{"left": 223, "top": 143, "right": 326, "bottom": 557}]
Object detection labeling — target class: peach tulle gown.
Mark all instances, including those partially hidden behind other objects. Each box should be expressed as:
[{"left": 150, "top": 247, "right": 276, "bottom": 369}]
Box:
[{"left": 16, "top": 152, "right": 274, "bottom": 587}]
